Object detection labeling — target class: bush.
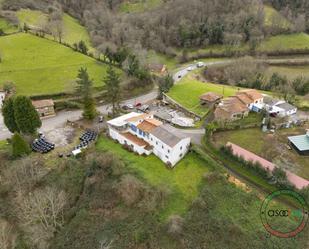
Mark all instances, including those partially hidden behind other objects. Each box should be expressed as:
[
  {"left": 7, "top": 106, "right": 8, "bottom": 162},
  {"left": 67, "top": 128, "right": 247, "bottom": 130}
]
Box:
[{"left": 11, "top": 133, "right": 31, "bottom": 158}]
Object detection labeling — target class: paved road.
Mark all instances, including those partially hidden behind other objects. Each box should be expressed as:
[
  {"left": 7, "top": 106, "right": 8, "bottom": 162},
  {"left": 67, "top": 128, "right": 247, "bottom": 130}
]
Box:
[
  {"left": 173, "top": 60, "right": 230, "bottom": 83},
  {"left": 1, "top": 59, "right": 225, "bottom": 141},
  {"left": 0, "top": 90, "right": 158, "bottom": 140}
]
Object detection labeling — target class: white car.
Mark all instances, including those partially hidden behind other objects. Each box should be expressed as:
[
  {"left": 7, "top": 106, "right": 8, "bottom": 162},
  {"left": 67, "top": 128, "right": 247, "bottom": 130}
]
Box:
[
  {"left": 197, "top": 62, "right": 205, "bottom": 68},
  {"left": 187, "top": 66, "right": 193, "bottom": 71}
]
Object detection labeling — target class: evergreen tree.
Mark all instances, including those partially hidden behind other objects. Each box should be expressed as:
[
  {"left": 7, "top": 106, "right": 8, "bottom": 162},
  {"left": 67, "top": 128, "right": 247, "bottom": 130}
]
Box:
[
  {"left": 11, "top": 132, "right": 31, "bottom": 158},
  {"left": 104, "top": 65, "right": 121, "bottom": 116},
  {"left": 2, "top": 97, "right": 19, "bottom": 133},
  {"left": 76, "top": 67, "right": 97, "bottom": 120},
  {"left": 13, "top": 96, "right": 42, "bottom": 135},
  {"left": 158, "top": 74, "right": 174, "bottom": 99},
  {"left": 78, "top": 40, "right": 88, "bottom": 55}
]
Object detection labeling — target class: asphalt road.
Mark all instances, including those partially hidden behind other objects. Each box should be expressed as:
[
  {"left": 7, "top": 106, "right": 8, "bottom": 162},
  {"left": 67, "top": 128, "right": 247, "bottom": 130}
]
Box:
[
  {"left": 0, "top": 60, "right": 228, "bottom": 141},
  {"left": 0, "top": 90, "right": 158, "bottom": 140},
  {"left": 173, "top": 60, "right": 230, "bottom": 83}
]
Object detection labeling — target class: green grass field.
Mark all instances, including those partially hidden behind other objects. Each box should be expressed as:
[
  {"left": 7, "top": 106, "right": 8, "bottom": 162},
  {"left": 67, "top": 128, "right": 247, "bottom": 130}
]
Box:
[
  {"left": 266, "top": 65, "right": 309, "bottom": 79},
  {"left": 0, "top": 33, "right": 115, "bottom": 96},
  {"left": 263, "top": 5, "right": 291, "bottom": 29},
  {"left": 96, "top": 136, "right": 213, "bottom": 219},
  {"left": 167, "top": 75, "right": 241, "bottom": 116},
  {"left": 212, "top": 127, "right": 309, "bottom": 179},
  {"left": 119, "top": 0, "right": 163, "bottom": 13},
  {"left": 16, "top": 9, "right": 92, "bottom": 49},
  {"left": 0, "top": 18, "right": 18, "bottom": 34}
]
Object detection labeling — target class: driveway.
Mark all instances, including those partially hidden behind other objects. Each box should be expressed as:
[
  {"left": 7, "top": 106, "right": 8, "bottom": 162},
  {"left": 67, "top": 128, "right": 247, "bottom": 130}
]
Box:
[
  {"left": 163, "top": 124, "right": 205, "bottom": 145},
  {"left": 0, "top": 90, "right": 158, "bottom": 140}
]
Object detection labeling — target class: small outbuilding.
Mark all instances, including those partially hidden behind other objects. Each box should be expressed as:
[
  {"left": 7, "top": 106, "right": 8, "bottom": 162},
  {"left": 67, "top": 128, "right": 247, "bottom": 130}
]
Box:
[
  {"left": 32, "top": 99, "right": 56, "bottom": 118},
  {"left": 199, "top": 92, "right": 223, "bottom": 106},
  {"left": 288, "top": 131, "right": 309, "bottom": 156}
]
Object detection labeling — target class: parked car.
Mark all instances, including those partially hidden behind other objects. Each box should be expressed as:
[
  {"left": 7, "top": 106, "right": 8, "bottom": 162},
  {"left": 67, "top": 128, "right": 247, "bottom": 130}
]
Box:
[
  {"left": 135, "top": 102, "right": 142, "bottom": 107},
  {"left": 138, "top": 105, "right": 150, "bottom": 112},
  {"left": 187, "top": 66, "right": 193, "bottom": 71},
  {"left": 122, "top": 104, "right": 134, "bottom": 110},
  {"left": 99, "top": 116, "right": 104, "bottom": 123},
  {"left": 197, "top": 62, "right": 205, "bottom": 68}
]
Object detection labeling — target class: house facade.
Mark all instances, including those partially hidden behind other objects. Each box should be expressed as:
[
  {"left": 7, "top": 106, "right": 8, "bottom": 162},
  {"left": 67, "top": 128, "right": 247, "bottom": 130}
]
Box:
[
  {"left": 107, "top": 112, "right": 191, "bottom": 167},
  {"left": 32, "top": 99, "right": 56, "bottom": 118},
  {"left": 264, "top": 98, "right": 297, "bottom": 117},
  {"left": 214, "top": 96, "right": 249, "bottom": 121},
  {"left": 235, "top": 89, "right": 264, "bottom": 110}
]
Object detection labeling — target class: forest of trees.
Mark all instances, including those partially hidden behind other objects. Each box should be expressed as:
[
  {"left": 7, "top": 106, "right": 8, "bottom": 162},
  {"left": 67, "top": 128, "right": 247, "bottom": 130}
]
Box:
[{"left": 2, "top": 0, "right": 309, "bottom": 55}]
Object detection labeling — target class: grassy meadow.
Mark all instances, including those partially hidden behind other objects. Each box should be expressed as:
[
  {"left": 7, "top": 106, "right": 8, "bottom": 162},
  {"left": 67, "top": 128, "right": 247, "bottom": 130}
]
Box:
[
  {"left": 0, "top": 33, "right": 116, "bottom": 96},
  {"left": 0, "top": 18, "right": 18, "bottom": 34},
  {"left": 96, "top": 136, "right": 213, "bottom": 219},
  {"left": 263, "top": 5, "right": 291, "bottom": 29},
  {"left": 16, "top": 9, "right": 93, "bottom": 49},
  {"left": 166, "top": 75, "right": 241, "bottom": 116}
]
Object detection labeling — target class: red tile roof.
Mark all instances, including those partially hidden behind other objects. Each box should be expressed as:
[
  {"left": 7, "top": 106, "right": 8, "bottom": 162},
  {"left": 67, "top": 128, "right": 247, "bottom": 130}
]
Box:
[
  {"left": 199, "top": 92, "right": 223, "bottom": 102},
  {"left": 32, "top": 99, "right": 54, "bottom": 108},
  {"left": 121, "top": 132, "right": 150, "bottom": 147}
]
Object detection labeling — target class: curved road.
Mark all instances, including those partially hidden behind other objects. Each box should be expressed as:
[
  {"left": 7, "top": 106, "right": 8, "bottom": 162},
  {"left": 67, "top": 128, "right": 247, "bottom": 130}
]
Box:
[{"left": 0, "top": 60, "right": 227, "bottom": 141}]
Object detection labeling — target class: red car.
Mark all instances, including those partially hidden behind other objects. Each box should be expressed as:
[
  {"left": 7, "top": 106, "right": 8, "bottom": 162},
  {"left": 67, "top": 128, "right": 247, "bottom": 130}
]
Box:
[{"left": 135, "top": 102, "right": 142, "bottom": 107}]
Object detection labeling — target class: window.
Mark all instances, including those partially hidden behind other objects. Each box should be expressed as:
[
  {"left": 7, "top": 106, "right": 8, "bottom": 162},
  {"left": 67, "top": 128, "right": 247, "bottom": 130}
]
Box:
[
  {"left": 179, "top": 153, "right": 183, "bottom": 157},
  {"left": 168, "top": 149, "right": 170, "bottom": 153},
  {"left": 165, "top": 155, "right": 169, "bottom": 159},
  {"left": 156, "top": 141, "right": 158, "bottom": 145},
  {"left": 162, "top": 145, "right": 164, "bottom": 149},
  {"left": 151, "top": 138, "right": 153, "bottom": 141},
  {"left": 180, "top": 146, "right": 183, "bottom": 150}
]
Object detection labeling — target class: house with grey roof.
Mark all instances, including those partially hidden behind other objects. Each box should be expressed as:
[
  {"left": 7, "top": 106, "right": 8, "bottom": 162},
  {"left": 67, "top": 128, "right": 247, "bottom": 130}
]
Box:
[
  {"left": 107, "top": 112, "right": 191, "bottom": 167},
  {"left": 264, "top": 96, "right": 297, "bottom": 117},
  {"left": 288, "top": 130, "right": 309, "bottom": 156}
]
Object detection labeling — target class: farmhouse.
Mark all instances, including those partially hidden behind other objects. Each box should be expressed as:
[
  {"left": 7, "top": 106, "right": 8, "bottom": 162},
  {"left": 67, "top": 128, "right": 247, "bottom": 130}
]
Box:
[
  {"left": 199, "top": 92, "right": 223, "bottom": 106},
  {"left": 265, "top": 99, "right": 297, "bottom": 117},
  {"left": 147, "top": 63, "right": 167, "bottom": 74},
  {"left": 214, "top": 96, "right": 249, "bottom": 121},
  {"left": 32, "top": 99, "right": 55, "bottom": 118},
  {"left": 107, "top": 112, "right": 191, "bottom": 167},
  {"left": 288, "top": 130, "right": 309, "bottom": 156},
  {"left": 235, "top": 89, "right": 264, "bottom": 111}
]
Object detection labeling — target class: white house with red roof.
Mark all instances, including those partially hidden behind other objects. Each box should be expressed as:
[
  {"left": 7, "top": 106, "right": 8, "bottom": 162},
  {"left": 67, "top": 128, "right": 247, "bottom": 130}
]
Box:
[{"left": 107, "top": 112, "right": 191, "bottom": 167}]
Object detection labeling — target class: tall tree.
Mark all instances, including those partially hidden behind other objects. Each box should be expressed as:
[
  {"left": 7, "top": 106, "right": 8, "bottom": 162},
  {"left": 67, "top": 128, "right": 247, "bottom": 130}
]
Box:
[
  {"left": 76, "top": 67, "right": 97, "bottom": 120},
  {"left": 158, "top": 74, "right": 174, "bottom": 99},
  {"left": 13, "top": 96, "right": 41, "bottom": 135},
  {"left": 104, "top": 66, "right": 121, "bottom": 116},
  {"left": 11, "top": 132, "right": 31, "bottom": 158},
  {"left": 2, "top": 97, "right": 19, "bottom": 133}
]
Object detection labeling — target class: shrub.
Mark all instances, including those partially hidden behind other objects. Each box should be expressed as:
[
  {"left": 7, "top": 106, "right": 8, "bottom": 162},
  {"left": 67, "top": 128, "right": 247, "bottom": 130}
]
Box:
[
  {"left": 11, "top": 133, "right": 31, "bottom": 158},
  {"left": 117, "top": 175, "right": 143, "bottom": 207}
]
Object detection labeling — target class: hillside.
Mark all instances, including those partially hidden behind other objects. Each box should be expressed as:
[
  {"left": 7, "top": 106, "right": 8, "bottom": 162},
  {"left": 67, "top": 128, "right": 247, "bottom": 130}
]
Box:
[
  {"left": 16, "top": 9, "right": 92, "bottom": 49},
  {"left": 0, "top": 33, "right": 115, "bottom": 96},
  {"left": 119, "top": 0, "right": 163, "bottom": 13}
]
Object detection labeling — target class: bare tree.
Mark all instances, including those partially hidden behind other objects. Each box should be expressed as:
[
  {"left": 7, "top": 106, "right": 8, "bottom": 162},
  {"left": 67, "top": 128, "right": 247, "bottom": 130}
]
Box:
[
  {"left": 17, "top": 187, "right": 67, "bottom": 232},
  {"left": 0, "top": 220, "right": 15, "bottom": 249}
]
